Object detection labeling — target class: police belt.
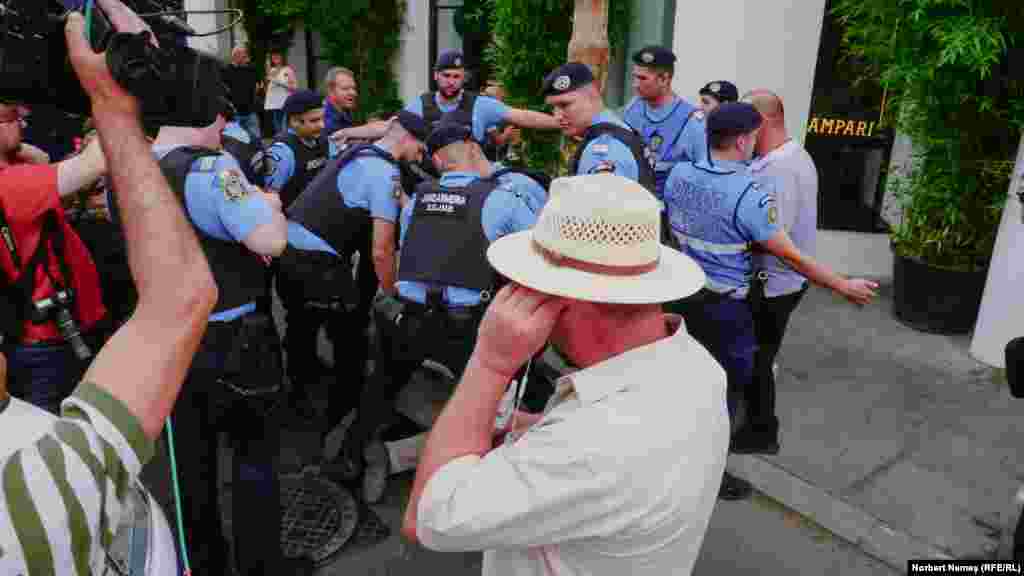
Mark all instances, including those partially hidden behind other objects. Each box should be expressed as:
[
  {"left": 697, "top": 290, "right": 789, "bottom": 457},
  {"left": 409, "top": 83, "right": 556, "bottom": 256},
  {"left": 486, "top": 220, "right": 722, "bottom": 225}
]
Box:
[{"left": 398, "top": 297, "right": 482, "bottom": 327}]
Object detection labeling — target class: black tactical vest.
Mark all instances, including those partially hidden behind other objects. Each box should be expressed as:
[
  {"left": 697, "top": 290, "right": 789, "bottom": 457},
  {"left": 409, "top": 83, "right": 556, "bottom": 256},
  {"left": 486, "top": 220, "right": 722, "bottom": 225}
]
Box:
[
  {"left": 420, "top": 91, "right": 478, "bottom": 128},
  {"left": 158, "top": 147, "right": 268, "bottom": 314},
  {"left": 568, "top": 122, "right": 657, "bottom": 193},
  {"left": 287, "top": 144, "right": 400, "bottom": 257},
  {"left": 223, "top": 134, "right": 265, "bottom": 188},
  {"left": 271, "top": 132, "right": 328, "bottom": 208},
  {"left": 397, "top": 178, "right": 499, "bottom": 292}
]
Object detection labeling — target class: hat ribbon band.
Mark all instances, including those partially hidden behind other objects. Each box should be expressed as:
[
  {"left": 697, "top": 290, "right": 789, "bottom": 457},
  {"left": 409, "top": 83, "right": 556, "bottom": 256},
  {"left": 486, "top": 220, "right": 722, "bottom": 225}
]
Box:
[{"left": 532, "top": 239, "right": 658, "bottom": 277}]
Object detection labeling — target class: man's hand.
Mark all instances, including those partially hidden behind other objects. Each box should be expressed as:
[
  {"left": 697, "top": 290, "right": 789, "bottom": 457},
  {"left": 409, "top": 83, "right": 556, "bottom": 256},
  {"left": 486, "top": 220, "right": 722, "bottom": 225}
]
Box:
[
  {"left": 838, "top": 278, "right": 879, "bottom": 306},
  {"left": 474, "top": 284, "right": 569, "bottom": 380},
  {"left": 260, "top": 190, "right": 283, "bottom": 213},
  {"left": 96, "top": 0, "right": 158, "bottom": 45},
  {"left": 64, "top": 13, "right": 138, "bottom": 115}
]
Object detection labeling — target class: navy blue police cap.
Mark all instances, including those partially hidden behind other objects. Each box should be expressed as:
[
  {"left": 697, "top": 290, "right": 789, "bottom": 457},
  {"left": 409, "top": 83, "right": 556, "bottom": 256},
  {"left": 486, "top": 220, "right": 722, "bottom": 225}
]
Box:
[
  {"left": 395, "top": 110, "right": 431, "bottom": 142},
  {"left": 706, "top": 102, "right": 763, "bottom": 136},
  {"left": 632, "top": 46, "right": 676, "bottom": 68},
  {"left": 700, "top": 80, "right": 740, "bottom": 104},
  {"left": 541, "top": 62, "right": 594, "bottom": 97},
  {"left": 282, "top": 90, "right": 324, "bottom": 117},
  {"left": 435, "top": 49, "right": 465, "bottom": 71},
  {"left": 427, "top": 112, "right": 474, "bottom": 156}
]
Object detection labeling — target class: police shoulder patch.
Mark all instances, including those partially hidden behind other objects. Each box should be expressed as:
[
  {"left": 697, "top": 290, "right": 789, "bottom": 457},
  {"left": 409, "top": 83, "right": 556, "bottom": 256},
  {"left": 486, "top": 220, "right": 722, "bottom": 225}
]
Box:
[
  {"left": 197, "top": 156, "right": 218, "bottom": 172},
  {"left": 218, "top": 169, "right": 249, "bottom": 202},
  {"left": 392, "top": 174, "right": 404, "bottom": 200},
  {"left": 591, "top": 143, "right": 610, "bottom": 155}
]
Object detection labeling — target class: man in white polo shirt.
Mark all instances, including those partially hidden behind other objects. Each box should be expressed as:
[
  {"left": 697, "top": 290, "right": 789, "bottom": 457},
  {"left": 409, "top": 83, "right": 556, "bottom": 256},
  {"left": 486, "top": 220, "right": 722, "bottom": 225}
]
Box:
[
  {"left": 400, "top": 174, "right": 729, "bottom": 575},
  {"left": 735, "top": 89, "right": 821, "bottom": 454}
]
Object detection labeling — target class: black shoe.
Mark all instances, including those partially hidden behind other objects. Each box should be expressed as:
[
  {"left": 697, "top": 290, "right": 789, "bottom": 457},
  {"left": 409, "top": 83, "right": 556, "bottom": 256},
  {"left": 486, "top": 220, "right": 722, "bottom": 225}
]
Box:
[
  {"left": 730, "top": 428, "right": 780, "bottom": 455},
  {"left": 719, "top": 472, "right": 753, "bottom": 501},
  {"left": 279, "top": 556, "right": 317, "bottom": 575},
  {"left": 321, "top": 440, "right": 363, "bottom": 484}
]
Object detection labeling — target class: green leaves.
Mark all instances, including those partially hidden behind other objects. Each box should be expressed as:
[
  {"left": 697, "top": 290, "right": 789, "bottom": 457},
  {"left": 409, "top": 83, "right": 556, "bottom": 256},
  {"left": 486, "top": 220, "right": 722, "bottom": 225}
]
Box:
[
  {"left": 836, "top": 0, "right": 1022, "bottom": 268},
  {"left": 486, "top": 0, "right": 632, "bottom": 173}
]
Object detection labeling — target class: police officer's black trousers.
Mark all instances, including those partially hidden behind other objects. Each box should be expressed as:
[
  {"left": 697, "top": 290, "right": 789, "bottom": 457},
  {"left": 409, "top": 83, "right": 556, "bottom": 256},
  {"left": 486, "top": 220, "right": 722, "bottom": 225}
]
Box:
[
  {"left": 171, "top": 320, "right": 285, "bottom": 576},
  {"left": 748, "top": 285, "right": 808, "bottom": 438},
  {"left": 668, "top": 290, "right": 758, "bottom": 427},
  {"left": 344, "top": 303, "right": 479, "bottom": 458},
  {"left": 278, "top": 286, "right": 366, "bottom": 438}
]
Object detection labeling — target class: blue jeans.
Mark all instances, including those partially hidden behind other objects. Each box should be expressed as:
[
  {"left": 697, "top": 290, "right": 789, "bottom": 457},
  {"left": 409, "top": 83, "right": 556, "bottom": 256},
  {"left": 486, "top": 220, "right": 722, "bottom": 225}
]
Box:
[
  {"left": 6, "top": 341, "right": 91, "bottom": 415},
  {"left": 239, "top": 112, "right": 261, "bottom": 141}
]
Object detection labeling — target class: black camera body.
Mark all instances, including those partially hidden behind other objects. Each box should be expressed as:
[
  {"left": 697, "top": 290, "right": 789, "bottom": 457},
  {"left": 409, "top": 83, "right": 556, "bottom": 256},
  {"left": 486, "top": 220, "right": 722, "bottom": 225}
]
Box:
[
  {"left": 0, "top": 0, "right": 233, "bottom": 127},
  {"left": 31, "top": 288, "right": 93, "bottom": 360}
]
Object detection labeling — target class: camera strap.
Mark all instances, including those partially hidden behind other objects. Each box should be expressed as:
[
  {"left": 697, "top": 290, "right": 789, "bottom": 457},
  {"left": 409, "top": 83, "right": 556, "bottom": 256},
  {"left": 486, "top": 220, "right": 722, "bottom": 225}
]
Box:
[
  {"left": 12, "top": 210, "right": 75, "bottom": 309},
  {"left": 0, "top": 203, "right": 18, "bottom": 266}
]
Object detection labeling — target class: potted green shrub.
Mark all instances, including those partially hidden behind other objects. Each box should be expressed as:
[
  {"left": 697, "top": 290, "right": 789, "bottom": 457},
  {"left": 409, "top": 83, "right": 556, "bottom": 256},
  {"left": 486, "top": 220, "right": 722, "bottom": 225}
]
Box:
[{"left": 834, "top": 0, "right": 1023, "bottom": 333}]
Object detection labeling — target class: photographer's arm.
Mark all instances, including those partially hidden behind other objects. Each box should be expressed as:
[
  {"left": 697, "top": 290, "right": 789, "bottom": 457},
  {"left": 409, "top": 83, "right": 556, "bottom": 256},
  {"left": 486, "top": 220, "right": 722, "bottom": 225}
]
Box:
[{"left": 66, "top": 14, "right": 217, "bottom": 439}]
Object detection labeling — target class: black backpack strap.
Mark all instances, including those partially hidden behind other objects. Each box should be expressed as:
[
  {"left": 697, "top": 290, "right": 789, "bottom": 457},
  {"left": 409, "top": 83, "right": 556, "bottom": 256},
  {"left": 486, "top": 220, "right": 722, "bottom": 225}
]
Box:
[
  {"left": 460, "top": 91, "right": 478, "bottom": 116},
  {"left": 0, "top": 204, "right": 18, "bottom": 266}
]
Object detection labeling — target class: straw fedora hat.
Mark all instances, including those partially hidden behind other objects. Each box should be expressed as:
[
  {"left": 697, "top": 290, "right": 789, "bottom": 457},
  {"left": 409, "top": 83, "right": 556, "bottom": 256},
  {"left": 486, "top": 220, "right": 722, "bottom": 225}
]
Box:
[{"left": 487, "top": 174, "right": 705, "bottom": 304}]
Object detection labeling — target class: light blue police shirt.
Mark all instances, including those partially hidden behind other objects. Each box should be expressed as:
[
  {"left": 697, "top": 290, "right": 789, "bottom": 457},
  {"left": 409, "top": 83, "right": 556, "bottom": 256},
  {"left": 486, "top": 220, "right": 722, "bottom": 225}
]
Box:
[
  {"left": 492, "top": 162, "right": 548, "bottom": 213},
  {"left": 575, "top": 110, "right": 640, "bottom": 182},
  {"left": 223, "top": 120, "right": 252, "bottom": 144},
  {"left": 404, "top": 92, "right": 511, "bottom": 144},
  {"left": 664, "top": 158, "right": 779, "bottom": 297},
  {"left": 623, "top": 95, "right": 707, "bottom": 199},
  {"left": 265, "top": 129, "right": 321, "bottom": 191},
  {"left": 396, "top": 171, "right": 540, "bottom": 307},
  {"left": 337, "top": 146, "right": 403, "bottom": 223},
  {"left": 154, "top": 145, "right": 277, "bottom": 322},
  {"left": 286, "top": 221, "right": 337, "bottom": 255}
]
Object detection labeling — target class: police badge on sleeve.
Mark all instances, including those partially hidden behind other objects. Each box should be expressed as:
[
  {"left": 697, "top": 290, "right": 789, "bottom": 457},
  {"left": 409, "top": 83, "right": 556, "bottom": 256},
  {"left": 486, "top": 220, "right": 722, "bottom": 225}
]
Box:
[{"left": 218, "top": 169, "right": 249, "bottom": 202}]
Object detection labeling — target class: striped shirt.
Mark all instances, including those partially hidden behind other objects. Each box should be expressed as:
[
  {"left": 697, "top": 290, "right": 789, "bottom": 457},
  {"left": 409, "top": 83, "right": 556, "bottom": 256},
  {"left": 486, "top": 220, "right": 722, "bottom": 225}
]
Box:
[{"left": 0, "top": 382, "right": 155, "bottom": 575}]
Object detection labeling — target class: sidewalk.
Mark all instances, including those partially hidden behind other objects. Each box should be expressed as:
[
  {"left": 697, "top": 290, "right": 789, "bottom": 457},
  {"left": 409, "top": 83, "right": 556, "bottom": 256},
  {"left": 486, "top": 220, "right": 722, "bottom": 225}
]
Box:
[{"left": 729, "top": 280, "right": 1024, "bottom": 568}]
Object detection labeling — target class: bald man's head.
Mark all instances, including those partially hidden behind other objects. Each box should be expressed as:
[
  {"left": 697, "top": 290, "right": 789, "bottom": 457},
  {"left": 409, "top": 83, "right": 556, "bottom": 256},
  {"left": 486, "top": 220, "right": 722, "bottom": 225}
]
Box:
[{"left": 743, "top": 89, "right": 785, "bottom": 123}]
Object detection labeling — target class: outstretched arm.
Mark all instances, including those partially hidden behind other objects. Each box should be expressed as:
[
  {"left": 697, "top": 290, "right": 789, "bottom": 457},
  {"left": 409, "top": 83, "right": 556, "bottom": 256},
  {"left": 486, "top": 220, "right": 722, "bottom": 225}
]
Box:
[
  {"left": 66, "top": 11, "right": 217, "bottom": 439},
  {"left": 504, "top": 107, "right": 560, "bottom": 131}
]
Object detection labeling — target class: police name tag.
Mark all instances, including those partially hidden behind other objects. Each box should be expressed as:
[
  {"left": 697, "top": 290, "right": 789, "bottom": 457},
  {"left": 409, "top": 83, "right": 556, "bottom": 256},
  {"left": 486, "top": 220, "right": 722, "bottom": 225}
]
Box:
[{"left": 419, "top": 191, "right": 469, "bottom": 219}]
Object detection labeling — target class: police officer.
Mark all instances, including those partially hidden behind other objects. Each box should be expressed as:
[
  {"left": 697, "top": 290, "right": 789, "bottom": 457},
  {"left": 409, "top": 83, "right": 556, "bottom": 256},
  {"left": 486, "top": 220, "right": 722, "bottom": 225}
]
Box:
[
  {"left": 406, "top": 49, "right": 560, "bottom": 142},
  {"left": 222, "top": 114, "right": 266, "bottom": 188},
  {"left": 698, "top": 80, "right": 740, "bottom": 114},
  {"left": 664, "top": 103, "right": 878, "bottom": 501},
  {"left": 148, "top": 113, "right": 314, "bottom": 575},
  {"left": 543, "top": 63, "right": 652, "bottom": 186},
  {"left": 280, "top": 111, "right": 430, "bottom": 443},
  {"left": 265, "top": 90, "right": 328, "bottom": 208},
  {"left": 623, "top": 46, "right": 707, "bottom": 199},
  {"left": 333, "top": 111, "right": 544, "bottom": 503}
]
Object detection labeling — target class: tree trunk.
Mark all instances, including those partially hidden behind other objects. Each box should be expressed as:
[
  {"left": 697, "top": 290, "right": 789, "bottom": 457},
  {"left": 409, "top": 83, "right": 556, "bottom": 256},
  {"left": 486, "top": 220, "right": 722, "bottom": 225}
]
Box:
[{"left": 567, "top": 0, "right": 610, "bottom": 95}]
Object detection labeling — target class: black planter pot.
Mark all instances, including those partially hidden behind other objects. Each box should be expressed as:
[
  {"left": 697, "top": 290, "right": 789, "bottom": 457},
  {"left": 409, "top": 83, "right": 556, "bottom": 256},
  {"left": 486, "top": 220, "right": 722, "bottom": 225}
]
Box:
[{"left": 892, "top": 251, "right": 987, "bottom": 334}]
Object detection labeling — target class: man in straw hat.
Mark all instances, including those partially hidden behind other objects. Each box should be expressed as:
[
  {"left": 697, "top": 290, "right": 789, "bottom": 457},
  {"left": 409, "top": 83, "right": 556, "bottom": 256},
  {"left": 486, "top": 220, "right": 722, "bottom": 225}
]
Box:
[{"left": 401, "top": 174, "right": 728, "bottom": 575}]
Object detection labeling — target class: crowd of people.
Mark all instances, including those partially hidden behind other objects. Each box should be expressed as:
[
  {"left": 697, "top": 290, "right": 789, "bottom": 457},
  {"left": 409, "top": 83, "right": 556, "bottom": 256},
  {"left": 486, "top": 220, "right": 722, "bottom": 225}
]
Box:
[{"left": 0, "top": 2, "right": 880, "bottom": 574}]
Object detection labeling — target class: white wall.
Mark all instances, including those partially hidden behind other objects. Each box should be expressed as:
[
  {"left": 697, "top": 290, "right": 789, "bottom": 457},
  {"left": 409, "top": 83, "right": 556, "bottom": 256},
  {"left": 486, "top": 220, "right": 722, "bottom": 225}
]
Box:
[
  {"left": 670, "top": 0, "right": 825, "bottom": 142},
  {"left": 971, "top": 135, "right": 1024, "bottom": 368},
  {"left": 186, "top": 0, "right": 230, "bottom": 58},
  {"left": 397, "top": 0, "right": 431, "bottom": 105}
]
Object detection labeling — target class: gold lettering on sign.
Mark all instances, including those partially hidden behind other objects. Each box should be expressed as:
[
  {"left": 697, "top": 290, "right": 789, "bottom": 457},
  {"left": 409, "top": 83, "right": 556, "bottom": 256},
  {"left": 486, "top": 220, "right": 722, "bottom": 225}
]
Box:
[{"left": 806, "top": 117, "right": 880, "bottom": 137}]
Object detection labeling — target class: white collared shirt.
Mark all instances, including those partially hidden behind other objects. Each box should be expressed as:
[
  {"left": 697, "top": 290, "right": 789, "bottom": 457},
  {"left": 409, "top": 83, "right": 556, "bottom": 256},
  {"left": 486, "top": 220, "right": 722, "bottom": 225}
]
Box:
[
  {"left": 750, "top": 140, "right": 819, "bottom": 297},
  {"left": 416, "top": 315, "right": 729, "bottom": 576}
]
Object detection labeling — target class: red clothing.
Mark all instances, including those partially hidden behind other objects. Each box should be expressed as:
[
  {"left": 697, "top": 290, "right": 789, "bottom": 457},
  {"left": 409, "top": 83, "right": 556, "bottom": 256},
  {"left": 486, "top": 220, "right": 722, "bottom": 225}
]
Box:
[{"left": 0, "top": 164, "right": 106, "bottom": 343}]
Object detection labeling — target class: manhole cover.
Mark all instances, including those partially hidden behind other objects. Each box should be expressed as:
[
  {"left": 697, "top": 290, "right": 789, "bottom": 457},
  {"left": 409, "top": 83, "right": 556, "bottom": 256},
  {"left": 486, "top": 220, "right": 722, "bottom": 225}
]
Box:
[{"left": 280, "top": 469, "right": 359, "bottom": 566}]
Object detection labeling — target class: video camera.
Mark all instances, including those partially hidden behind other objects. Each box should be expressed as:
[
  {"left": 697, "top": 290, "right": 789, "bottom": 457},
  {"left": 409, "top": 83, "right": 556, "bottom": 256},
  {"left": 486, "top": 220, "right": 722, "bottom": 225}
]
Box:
[{"left": 0, "top": 0, "right": 233, "bottom": 127}]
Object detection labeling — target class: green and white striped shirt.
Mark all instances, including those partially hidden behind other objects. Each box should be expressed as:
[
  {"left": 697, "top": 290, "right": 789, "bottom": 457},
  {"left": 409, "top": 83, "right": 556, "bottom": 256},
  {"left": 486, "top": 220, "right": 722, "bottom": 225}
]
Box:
[{"left": 0, "top": 382, "right": 155, "bottom": 575}]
